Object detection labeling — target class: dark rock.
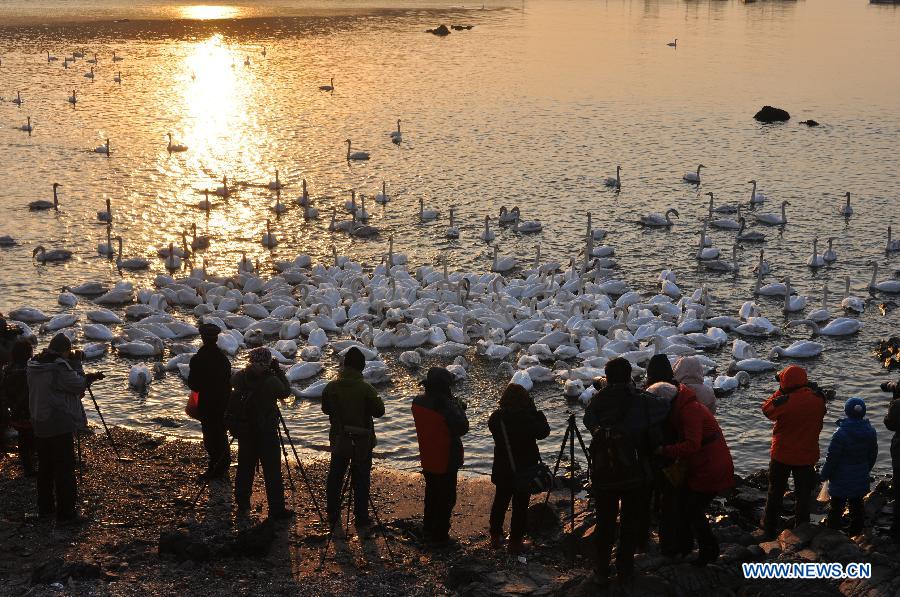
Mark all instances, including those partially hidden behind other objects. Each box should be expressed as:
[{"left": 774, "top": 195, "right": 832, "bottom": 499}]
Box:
[
  {"left": 778, "top": 523, "right": 822, "bottom": 552},
  {"left": 446, "top": 558, "right": 489, "bottom": 590},
  {"left": 745, "top": 469, "right": 769, "bottom": 489},
  {"left": 31, "top": 558, "right": 104, "bottom": 585},
  {"left": 799, "top": 120, "right": 820, "bottom": 126},
  {"left": 810, "top": 527, "right": 849, "bottom": 552},
  {"left": 759, "top": 540, "right": 782, "bottom": 558},
  {"left": 754, "top": 105, "right": 791, "bottom": 123},
  {"left": 746, "top": 544, "right": 765, "bottom": 560},
  {"left": 426, "top": 25, "right": 451, "bottom": 36},
  {"left": 158, "top": 530, "right": 210, "bottom": 563},
  {"left": 720, "top": 543, "right": 754, "bottom": 563},
  {"left": 727, "top": 487, "right": 767, "bottom": 510}
]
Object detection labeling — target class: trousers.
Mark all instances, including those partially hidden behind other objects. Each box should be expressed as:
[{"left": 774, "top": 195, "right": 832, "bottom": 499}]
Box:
[
  {"left": 679, "top": 489, "right": 718, "bottom": 560},
  {"left": 36, "top": 433, "right": 77, "bottom": 519},
  {"left": 827, "top": 496, "right": 865, "bottom": 534},
  {"left": 593, "top": 484, "right": 652, "bottom": 578},
  {"left": 326, "top": 450, "right": 372, "bottom": 526},
  {"left": 201, "top": 417, "right": 230, "bottom": 475},
  {"left": 423, "top": 469, "right": 458, "bottom": 541},
  {"left": 763, "top": 459, "right": 815, "bottom": 534},
  {"left": 234, "top": 426, "right": 285, "bottom": 513},
  {"left": 489, "top": 481, "right": 530, "bottom": 540}
]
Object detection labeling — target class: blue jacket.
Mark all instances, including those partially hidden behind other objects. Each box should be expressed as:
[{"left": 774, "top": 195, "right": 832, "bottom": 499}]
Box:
[{"left": 820, "top": 417, "right": 878, "bottom": 499}]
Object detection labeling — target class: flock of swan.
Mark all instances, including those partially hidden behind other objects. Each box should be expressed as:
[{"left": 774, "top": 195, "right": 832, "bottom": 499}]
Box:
[{"left": 2, "top": 47, "right": 900, "bottom": 414}]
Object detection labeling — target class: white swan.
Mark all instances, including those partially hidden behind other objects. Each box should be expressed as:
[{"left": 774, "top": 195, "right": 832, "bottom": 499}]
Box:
[
  {"left": 261, "top": 219, "right": 278, "bottom": 247},
  {"left": 823, "top": 237, "right": 837, "bottom": 263},
  {"left": 729, "top": 358, "right": 777, "bottom": 373},
  {"left": 47, "top": 51, "right": 58, "bottom": 62},
  {"left": 58, "top": 291, "right": 77, "bottom": 307},
  {"left": 479, "top": 216, "right": 495, "bottom": 241},
  {"left": 714, "top": 370, "right": 750, "bottom": 393},
  {"left": 769, "top": 341, "right": 824, "bottom": 359},
  {"left": 115, "top": 237, "right": 150, "bottom": 270},
  {"left": 783, "top": 277, "right": 808, "bottom": 313},
  {"left": 112, "top": 51, "right": 123, "bottom": 62},
  {"left": 446, "top": 207, "right": 460, "bottom": 238},
  {"left": 708, "top": 197, "right": 742, "bottom": 230},
  {"left": 869, "top": 261, "right": 900, "bottom": 293},
  {"left": 97, "top": 226, "right": 115, "bottom": 257},
  {"left": 214, "top": 176, "right": 231, "bottom": 198},
  {"left": 752, "top": 200, "right": 789, "bottom": 226},
  {"left": 272, "top": 189, "right": 287, "bottom": 214},
  {"left": 838, "top": 192, "right": 853, "bottom": 217},
  {"left": 319, "top": 77, "right": 334, "bottom": 92},
  {"left": 419, "top": 197, "right": 439, "bottom": 221},
  {"left": 683, "top": 164, "right": 704, "bottom": 183},
  {"left": 84, "top": 67, "right": 94, "bottom": 80},
  {"left": 190, "top": 223, "right": 210, "bottom": 250},
  {"left": 787, "top": 318, "right": 861, "bottom": 337},
  {"left": 129, "top": 364, "right": 152, "bottom": 389},
  {"left": 604, "top": 165, "right": 621, "bottom": 189},
  {"left": 702, "top": 245, "right": 739, "bottom": 273},
  {"left": 748, "top": 179, "right": 767, "bottom": 204},
  {"left": 639, "top": 208, "right": 679, "bottom": 228},
  {"left": 513, "top": 213, "right": 542, "bottom": 233},
  {"left": 19, "top": 117, "right": 33, "bottom": 133},
  {"left": 113, "top": 71, "right": 121, "bottom": 84},
  {"left": 29, "top": 183, "right": 61, "bottom": 211},
  {"left": 32, "top": 245, "right": 72, "bottom": 263},
  {"left": 93, "top": 139, "right": 110, "bottom": 156},
  {"left": 390, "top": 119, "right": 402, "bottom": 144},
  {"left": 375, "top": 181, "right": 390, "bottom": 205},
  {"left": 197, "top": 189, "right": 213, "bottom": 212},
  {"left": 166, "top": 133, "right": 187, "bottom": 152},
  {"left": 498, "top": 206, "right": 519, "bottom": 224},
  {"left": 754, "top": 269, "right": 788, "bottom": 296},
  {"left": 491, "top": 246, "right": 517, "bottom": 273},
  {"left": 97, "top": 198, "right": 112, "bottom": 222},
  {"left": 68, "top": 90, "right": 76, "bottom": 105},
  {"left": 751, "top": 249, "right": 770, "bottom": 275},
  {"left": 268, "top": 169, "right": 283, "bottom": 190},
  {"left": 840, "top": 276, "right": 864, "bottom": 313},
  {"left": 329, "top": 207, "right": 353, "bottom": 233},
  {"left": 737, "top": 218, "right": 765, "bottom": 242},
  {"left": 586, "top": 212, "right": 608, "bottom": 241},
  {"left": 806, "top": 237, "right": 825, "bottom": 268},
  {"left": 346, "top": 139, "right": 369, "bottom": 161},
  {"left": 807, "top": 285, "right": 831, "bottom": 323}
]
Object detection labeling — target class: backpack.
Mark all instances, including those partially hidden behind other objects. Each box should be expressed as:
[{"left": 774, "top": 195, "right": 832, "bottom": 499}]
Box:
[{"left": 590, "top": 398, "right": 654, "bottom": 491}]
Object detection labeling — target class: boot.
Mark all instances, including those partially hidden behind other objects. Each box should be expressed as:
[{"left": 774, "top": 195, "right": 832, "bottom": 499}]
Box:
[
  {"left": 489, "top": 532, "right": 504, "bottom": 549},
  {"left": 507, "top": 537, "right": 531, "bottom": 554}
]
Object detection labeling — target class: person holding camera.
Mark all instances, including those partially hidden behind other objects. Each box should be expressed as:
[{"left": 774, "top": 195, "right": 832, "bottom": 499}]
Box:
[
  {"left": 188, "top": 322, "right": 232, "bottom": 481},
  {"left": 228, "top": 347, "right": 293, "bottom": 519},
  {"left": 411, "top": 367, "right": 470, "bottom": 545},
  {"left": 882, "top": 379, "right": 900, "bottom": 540},
  {"left": 761, "top": 365, "right": 826, "bottom": 539},
  {"left": 26, "top": 333, "right": 104, "bottom": 523}
]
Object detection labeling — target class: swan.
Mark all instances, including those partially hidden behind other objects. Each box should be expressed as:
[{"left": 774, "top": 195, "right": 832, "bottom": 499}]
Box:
[
  {"left": 604, "top": 166, "right": 621, "bottom": 189},
  {"left": 708, "top": 198, "right": 742, "bottom": 230},
  {"left": 667, "top": 39, "right": 677, "bottom": 47},
  {"left": 83, "top": 343, "right": 108, "bottom": 360},
  {"left": 84, "top": 67, "right": 94, "bottom": 80},
  {"left": 0, "top": 235, "right": 16, "bottom": 246},
  {"left": 479, "top": 216, "right": 495, "bottom": 241},
  {"left": 29, "top": 183, "right": 61, "bottom": 211},
  {"left": 840, "top": 276, "right": 864, "bottom": 313},
  {"left": 754, "top": 269, "right": 788, "bottom": 296},
  {"left": 272, "top": 189, "right": 287, "bottom": 214},
  {"left": 47, "top": 51, "right": 58, "bottom": 62},
  {"left": 19, "top": 117, "right": 33, "bottom": 133},
  {"left": 164, "top": 243, "right": 182, "bottom": 271},
  {"left": 695, "top": 222, "right": 719, "bottom": 260},
  {"left": 751, "top": 249, "right": 771, "bottom": 275},
  {"left": 166, "top": 133, "right": 187, "bottom": 152},
  {"left": 97, "top": 227, "right": 115, "bottom": 257},
  {"left": 491, "top": 246, "right": 517, "bottom": 273},
  {"left": 683, "top": 164, "right": 704, "bottom": 183},
  {"left": 304, "top": 202, "right": 319, "bottom": 220},
  {"left": 328, "top": 207, "right": 353, "bottom": 232},
  {"left": 565, "top": 378, "right": 586, "bottom": 398},
  {"left": 32, "top": 245, "right": 72, "bottom": 263},
  {"left": 806, "top": 237, "right": 825, "bottom": 268},
  {"left": 748, "top": 180, "right": 767, "bottom": 204},
  {"left": 807, "top": 285, "right": 832, "bottom": 322},
  {"left": 261, "top": 219, "right": 278, "bottom": 247},
  {"left": 319, "top": 77, "right": 334, "bottom": 92},
  {"left": 129, "top": 365, "right": 152, "bottom": 390},
  {"left": 752, "top": 200, "right": 789, "bottom": 226},
  {"left": 869, "top": 261, "right": 900, "bottom": 293},
  {"left": 356, "top": 195, "right": 370, "bottom": 221},
  {"left": 446, "top": 207, "right": 460, "bottom": 238},
  {"left": 714, "top": 370, "right": 750, "bottom": 394},
  {"left": 214, "top": 176, "right": 230, "bottom": 197},
  {"left": 769, "top": 340, "right": 824, "bottom": 360},
  {"left": 113, "top": 71, "right": 121, "bottom": 84},
  {"left": 737, "top": 218, "right": 765, "bottom": 242},
  {"left": 58, "top": 291, "right": 77, "bottom": 307},
  {"left": 783, "top": 277, "right": 808, "bottom": 312},
  {"left": 190, "top": 223, "right": 210, "bottom": 250},
  {"left": 244, "top": 55, "right": 251, "bottom": 67},
  {"left": 513, "top": 213, "right": 542, "bottom": 233},
  {"left": 386, "top": 234, "right": 407, "bottom": 266},
  {"left": 286, "top": 361, "right": 324, "bottom": 382},
  {"left": 93, "top": 139, "right": 110, "bottom": 156},
  {"left": 112, "top": 51, "right": 123, "bottom": 62},
  {"left": 70, "top": 282, "right": 108, "bottom": 296},
  {"left": 787, "top": 318, "right": 861, "bottom": 337},
  {"left": 115, "top": 339, "right": 163, "bottom": 357},
  {"left": 97, "top": 198, "right": 112, "bottom": 222},
  {"left": 349, "top": 213, "right": 380, "bottom": 238},
  {"left": 86, "top": 53, "right": 98, "bottom": 64},
  {"left": 498, "top": 206, "right": 519, "bottom": 224},
  {"left": 197, "top": 189, "right": 213, "bottom": 212},
  {"left": 8, "top": 307, "right": 50, "bottom": 323},
  {"left": 399, "top": 350, "right": 421, "bottom": 368},
  {"left": 702, "top": 245, "right": 739, "bottom": 273},
  {"left": 887, "top": 226, "right": 900, "bottom": 253},
  {"left": 68, "top": 90, "right": 76, "bottom": 105},
  {"left": 390, "top": 119, "right": 402, "bottom": 144},
  {"left": 268, "top": 169, "right": 283, "bottom": 190},
  {"left": 586, "top": 212, "right": 608, "bottom": 241},
  {"left": 820, "top": 237, "right": 838, "bottom": 263},
  {"left": 375, "top": 181, "right": 390, "bottom": 204},
  {"left": 346, "top": 139, "right": 370, "bottom": 161},
  {"left": 419, "top": 197, "right": 439, "bottom": 221},
  {"left": 84, "top": 324, "right": 114, "bottom": 341},
  {"left": 838, "top": 192, "right": 853, "bottom": 217},
  {"left": 296, "top": 379, "right": 329, "bottom": 399},
  {"left": 728, "top": 358, "right": 777, "bottom": 373},
  {"left": 639, "top": 208, "right": 679, "bottom": 228},
  {"left": 115, "top": 237, "right": 150, "bottom": 270},
  {"left": 732, "top": 338, "right": 757, "bottom": 360}
]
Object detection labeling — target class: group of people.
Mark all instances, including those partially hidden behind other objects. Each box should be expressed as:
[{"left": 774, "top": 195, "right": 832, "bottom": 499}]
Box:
[{"left": 2, "top": 311, "right": 899, "bottom": 586}]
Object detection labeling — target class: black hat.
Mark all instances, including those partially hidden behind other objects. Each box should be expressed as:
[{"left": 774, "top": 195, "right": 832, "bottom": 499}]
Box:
[
  {"left": 646, "top": 354, "right": 675, "bottom": 386},
  {"left": 198, "top": 322, "right": 222, "bottom": 338},
  {"left": 422, "top": 366, "right": 454, "bottom": 390},
  {"left": 48, "top": 332, "right": 72, "bottom": 354}
]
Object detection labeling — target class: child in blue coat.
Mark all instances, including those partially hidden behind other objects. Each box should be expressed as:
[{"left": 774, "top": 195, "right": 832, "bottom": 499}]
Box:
[{"left": 820, "top": 397, "right": 878, "bottom": 536}]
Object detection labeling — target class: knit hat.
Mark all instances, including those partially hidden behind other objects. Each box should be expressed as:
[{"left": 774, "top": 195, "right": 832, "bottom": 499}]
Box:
[
  {"left": 48, "top": 332, "right": 72, "bottom": 355},
  {"left": 605, "top": 357, "right": 632, "bottom": 384},
  {"left": 343, "top": 346, "right": 365, "bottom": 372},
  {"left": 422, "top": 367, "right": 454, "bottom": 391},
  {"left": 199, "top": 322, "right": 222, "bottom": 338},
  {"left": 646, "top": 354, "right": 675, "bottom": 386},
  {"left": 844, "top": 397, "right": 866, "bottom": 419},
  {"left": 249, "top": 346, "right": 272, "bottom": 364},
  {"left": 500, "top": 383, "right": 531, "bottom": 409}
]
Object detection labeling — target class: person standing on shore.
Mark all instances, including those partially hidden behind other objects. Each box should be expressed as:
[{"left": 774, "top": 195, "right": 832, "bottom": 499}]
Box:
[
  {"left": 229, "top": 347, "right": 293, "bottom": 519},
  {"left": 322, "top": 347, "right": 384, "bottom": 535},
  {"left": 488, "top": 383, "right": 550, "bottom": 554},
  {"left": 412, "top": 367, "right": 470, "bottom": 545},
  {"left": 820, "top": 397, "right": 877, "bottom": 537},
  {"left": 27, "top": 333, "right": 104, "bottom": 523},
  {"left": 880, "top": 379, "right": 900, "bottom": 541},
  {"left": 761, "top": 365, "right": 826, "bottom": 539},
  {"left": 0, "top": 314, "right": 23, "bottom": 460},
  {"left": 673, "top": 356, "right": 717, "bottom": 416},
  {"left": 2, "top": 339, "right": 36, "bottom": 476},
  {"left": 188, "top": 323, "right": 232, "bottom": 481},
  {"left": 584, "top": 357, "right": 670, "bottom": 584}
]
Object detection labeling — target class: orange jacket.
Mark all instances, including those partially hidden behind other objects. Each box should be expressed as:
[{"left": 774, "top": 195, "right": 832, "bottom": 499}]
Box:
[{"left": 761, "top": 365, "right": 826, "bottom": 466}]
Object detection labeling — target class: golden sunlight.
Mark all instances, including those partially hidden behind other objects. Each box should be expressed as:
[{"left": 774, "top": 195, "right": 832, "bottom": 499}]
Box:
[{"left": 178, "top": 5, "right": 239, "bottom": 21}]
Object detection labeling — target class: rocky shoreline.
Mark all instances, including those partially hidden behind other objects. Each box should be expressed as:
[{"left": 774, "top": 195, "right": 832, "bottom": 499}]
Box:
[{"left": 0, "top": 425, "right": 897, "bottom": 596}]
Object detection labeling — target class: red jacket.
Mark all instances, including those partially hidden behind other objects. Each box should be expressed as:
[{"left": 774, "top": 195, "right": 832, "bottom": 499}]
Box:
[
  {"left": 411, "top": 393, "right": 469, "bottom": 474},
  {"left": 761, "top": 366, "right": 826, "bottom": 466},
  {"left": 662, "top": 385, "right": 734, "bottom": 494}
]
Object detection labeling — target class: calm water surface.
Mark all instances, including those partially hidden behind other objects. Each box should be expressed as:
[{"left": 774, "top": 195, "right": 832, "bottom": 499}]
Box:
[{"left": 1, "top": 0, "right": 898, "bottom": 475}]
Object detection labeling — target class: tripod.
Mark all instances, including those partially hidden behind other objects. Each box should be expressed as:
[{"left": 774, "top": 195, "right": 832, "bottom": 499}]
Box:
[
  {"left": 539, "top": 413, "right": 592, "bottom": 539},
  {"left": 86, "top": 387, "right": 132, "bottom": 462}
]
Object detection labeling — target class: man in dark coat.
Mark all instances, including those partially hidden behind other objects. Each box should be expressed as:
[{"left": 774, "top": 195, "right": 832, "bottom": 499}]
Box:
[
  {"left": 583, "top": 357, "right": 670, "bottom": 584},
  {"left": 188, "top": 323, "right": 232, "bottom": 480},
  {"left": 882, "top": 379, "right": 900, "bottom": 540},
  {"left": 411, "top": 367, "right": 469, "bottom": 545}
]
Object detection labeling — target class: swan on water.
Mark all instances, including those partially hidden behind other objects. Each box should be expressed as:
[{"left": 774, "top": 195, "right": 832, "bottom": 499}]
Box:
[
  {"left": 115, "top": 237, "right": 150, "bottom": 270},
  {"left": 272, "top": 189, "right": 287, "bottom": 214},
  {"left": 823, "top": 237, "right": 837, "bottom": 263},
  {"left": 838, "top": 192, "right": 853, "bottom": 217},
  {"left": 346, "top": 139, "right": 369, "bottom": 161},
  {"left": 7, "top": 307, "right": 49, "bottom": 323},
  {"left": 93, "top": 139, "right": 110, "bottom": 156},
  {"left": 480, "top": 216, "right": 495, "bottom": 241},
  {"left": 96, "top": 198, "right": 112, "bottom": 223},
  {"left": 11, "top": 91, "right": 23, "bottom": 105},
  {"left": 840, "top": 276, "right": 864, "bottom": 313},
  {"left": 319, "top": 77, "right": 334, "bottom": 92},
  {"left": 728, "top": 358, "right": 777, "bottom": 373},
  {"left": 58, "top": 291, "right": 77, "bottom": 307},
  {"left": 787, "top": 318, "right": 861, "bottom": 337},
  {"left": 68, "top": 90, "right": 76, "bottom": 105},
  {"left": 498, "top": 206, "right": 519, "bottom": 224},
  {"left": 113, "top": 71, "right": 121, "bottom": 84},
  {"left": 714, "top": 370, "right": 750, "bottom": 393},
  {"left": 190, "top": 223, "right": 210, "bottom": 250},
  {"left": 33, "top": 245, "right": 72, "bottom": 263},
  {"left": 807, "top": 237, "right": 825, "bottom": 268},
  {"left": 491, "top": 246, "right": 517, "bottom": 273},
  {"left": 29, "top": 183, "right": 61, "bottom": 211},
  {"left": 390, "top": 119, "right": 402, "bottom": 144},
  {"left": 375, "top": 181, "right": 390, "bottom": 204},
  {"left": 86, "top": 53, "right": 97, "bottom": 64},
  {"left": 0, "top": 235, "right": 16, "bottom": 246},
  {"left": 166, "top": 133, "right": 187, "bottom": 152},
  {"left": 783, "top": 277, "right": 808, "bottom": 312},
  {"left": 446, "top": 208, "right": 460, "bottom": 238},
  {"left": 683, "top": 164, "right": 704, "bottom": 183},
  {"left": 887, "top": 226, "right": 900, "bottom": 253},
  {"left": 47, "top": 51, "right": 58, "bottom": 62},
  {"left": 268, "top": 169, "right": 283, "bottom": 190},
  {"left": 869, "top": 261, "right": 900, "bottom": 293},
  {"left": 19, "top": 117, "right": 33, "bottom": 133},
  {"left": 708, "top": 195, "right": 741, "bottom": 229},
  {"left": 112, "top": 51, "right": 123, "bottom": 62},
  {"left": 197, "top": 189, "right": 213, "bottom": 211},
  {"left": 667, "top": 39, "right": 677, "bottom": 47},
  {"left": 748, "top": 180, "right": 767, "bottom": 204},
  {"left": 807, "top": 285, "right": 832, "bottom": 323},
  {"left": 261, "top": 219, "right": 278, "bottom": 247},
  {"left": 736, "top": 217, "right": 765, "bottom": 242},
  {"left": 328, "top": 207, "right": 353, "bottom": 232},
  {"left": 639, "top": 208, "right": 679, "bottom": 228},
  {"left": 419, "top": 197, "right": 439, "bottom": 221},
  {"left": 97, "top": 227, "right": 115, "bottom": 257},
  {"left": 129, "top": 364, "right": 152, "bottom": 389},
  {"left": 214, "top": 176, "right": 230, "bottom": 197},
  {"left": 84, "top": 67, "right": 94, "bottom": 80},
  {"left": 702, "top": 244, "right": 740, "bottom": 273},
  {"left": 513, "top": 213, "right": 542, "bottom": 233},
  {"left": 751, "top": 249, "right": 771, "bottom": 276},
  {"left": 752, "top": 200, "right": 789, "bottom": 226},
  {"left": 587, "top": 212, "right": 608, "bottom": 241},
  {"left": 769, "top": 340, "right": 824, "bottom": 360},
  {"left": 604, "top": 166, "right": 621, "bottom": 189}
]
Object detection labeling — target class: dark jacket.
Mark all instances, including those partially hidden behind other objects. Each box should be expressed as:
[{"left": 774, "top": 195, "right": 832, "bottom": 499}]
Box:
[
  {"left": 412, "top": 391, "right": 469, "bottom": 474},
  {"left": 322, "top": 369, "right": 384, "bottom": 440},
  {"left": 583, "top": 381, "right": 670, "bottom": 446},
  {"left": 820, "top": 417, "right": 878, "bottom": 499},
  {"left": 488, "top": 406, "right": 550, "bottom": 486},
  {"left": 26, "top": 351, "right": 88, "bottom": 438},
  {"left": 883, "top": 381, "right": 900, "bottom": 448},
  {"left": 188, "top": 345, "right": 232, "bottom": 421},
  {"left": 761, "top": 365, "right": 826, "bottom": 466},
  {"left": 662, "top": 385, "right": 734, "bottom": 494},
  {"left": 2, "top": 362, "right": 30, "bottom": 423},
  {"left": 230, "top": 367, "right": 291, "bottom": 435}
]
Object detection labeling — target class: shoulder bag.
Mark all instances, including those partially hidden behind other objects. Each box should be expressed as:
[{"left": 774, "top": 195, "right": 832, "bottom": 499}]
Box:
[{"left": 500, "top": 417, "right": 552, "bottom": 495}]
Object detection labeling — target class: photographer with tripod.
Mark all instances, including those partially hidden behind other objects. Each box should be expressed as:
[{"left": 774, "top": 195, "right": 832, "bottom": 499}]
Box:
[
  {"left": 2, "top": 338, "right": 36, "bottom": 476},
  {"left": 322, "top": 347, "right": 384, "bottom": 536},
  {"left": 27, "top": 333, "right": 104, "bottom": 524},
  {"left": 228, "top": 347, "right": 294, "bottom": 520}
]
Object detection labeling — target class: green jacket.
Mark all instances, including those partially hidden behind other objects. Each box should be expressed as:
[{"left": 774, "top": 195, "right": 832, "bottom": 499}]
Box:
[
  {"left": 230, "top": 367, "right": 290, "bottom": 434},
  {"left": 322, "top": 369, "right": 384, "bottom": 439}
]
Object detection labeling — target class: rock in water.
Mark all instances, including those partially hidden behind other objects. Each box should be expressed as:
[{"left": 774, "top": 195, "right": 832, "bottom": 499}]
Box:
[
  {"left": 799, "top": 119, "right": 820, "bottom": 126},
  {"left": 426, "top": 24, "right": 451, "bottom": 36},
  {"left": 754, "top": 105, "right": 791, "bottom": 123}
]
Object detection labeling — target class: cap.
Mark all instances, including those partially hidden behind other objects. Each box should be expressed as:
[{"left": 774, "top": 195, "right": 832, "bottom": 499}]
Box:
[
  {"left": 249, "top": 347, "right": 272, "bottom": 364},
  {"left": 198, "top": 322, "right": 222, "bottom": 338}
]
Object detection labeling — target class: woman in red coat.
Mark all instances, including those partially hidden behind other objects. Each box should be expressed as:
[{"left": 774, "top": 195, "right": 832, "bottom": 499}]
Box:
[{"left": 657, "top": 384, "right": 734, "bottom": 566}]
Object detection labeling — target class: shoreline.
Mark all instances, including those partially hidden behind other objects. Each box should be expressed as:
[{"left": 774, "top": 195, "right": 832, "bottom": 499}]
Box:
[{"left": 1, "top": 425, "right": 898, "bottom": 596}]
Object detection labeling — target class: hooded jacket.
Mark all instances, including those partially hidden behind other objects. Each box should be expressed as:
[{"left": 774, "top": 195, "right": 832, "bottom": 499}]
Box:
[
  {"left": 412, "top": 391, "right": 469, "bottom": 474},
  {"left": 820, "top": 417, "right": 878, "bottom": 499},
  {"left": 662, "top": 385, "right": 734, "bottom": 494},
  {"left": 761, "top": 365, "right": 826, "bottom": 466},
  {"left": 673, "top": 356, "right": 717, "bottom": 415},
  {"left": 488, "top": 405, "right": 550, "bottom": 486},
  {"left": 26, "top": 351, "right": 88, "bottom": 438}
]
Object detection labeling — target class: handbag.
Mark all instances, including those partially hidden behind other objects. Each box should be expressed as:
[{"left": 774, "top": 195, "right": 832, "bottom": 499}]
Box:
[
  {"left": 185, "top": 391, "right": 201, "bottom": 420},
  {"left": 500, "top": 418, "right": 552, "bottom": 495}
]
